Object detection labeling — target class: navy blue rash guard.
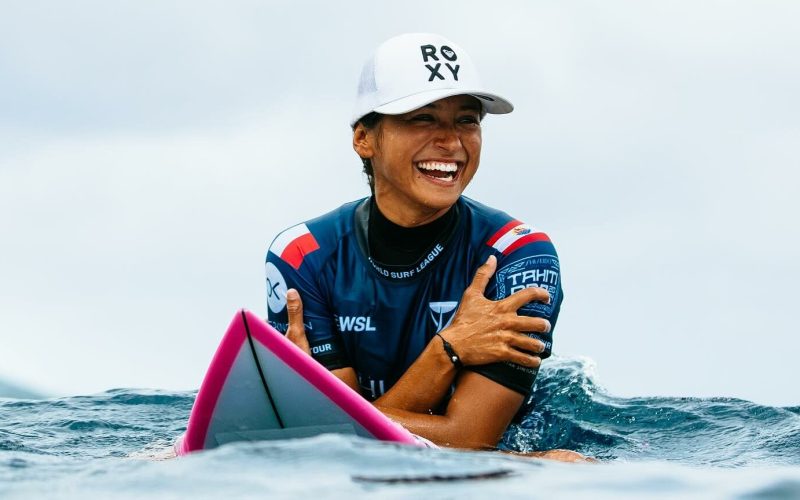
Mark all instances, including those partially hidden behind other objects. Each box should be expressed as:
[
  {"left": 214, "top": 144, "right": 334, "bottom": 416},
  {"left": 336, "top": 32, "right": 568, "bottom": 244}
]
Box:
[{"left": 265, "top": 196, "right": 563, "bottom": 401}]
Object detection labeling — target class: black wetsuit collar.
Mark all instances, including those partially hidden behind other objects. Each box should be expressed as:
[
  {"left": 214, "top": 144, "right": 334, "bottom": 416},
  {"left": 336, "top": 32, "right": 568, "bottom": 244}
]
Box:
[
  {"left": 368, "top": 199, "right": 456, "bottom": 267},
  {"left": 353, "top": 197, "right": 461, "bottom": 281}
]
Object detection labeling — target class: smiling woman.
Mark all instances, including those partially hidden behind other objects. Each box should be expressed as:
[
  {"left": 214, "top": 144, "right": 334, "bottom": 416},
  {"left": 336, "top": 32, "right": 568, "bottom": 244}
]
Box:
[
  {"left": 265, "top": 33, "right": 584, "bottom": 460},
  {"left": 354, "top": 96, "right": 483, "bottom": 227}
]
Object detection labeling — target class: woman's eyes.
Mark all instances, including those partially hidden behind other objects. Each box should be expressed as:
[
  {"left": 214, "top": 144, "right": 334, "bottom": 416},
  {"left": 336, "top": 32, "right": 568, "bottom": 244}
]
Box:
[
  {"left": 407, "top": 114, "right": 480, "bottom": 124},
  {"left": 458, "top": 115, "right": 481, "bottom": 125}
]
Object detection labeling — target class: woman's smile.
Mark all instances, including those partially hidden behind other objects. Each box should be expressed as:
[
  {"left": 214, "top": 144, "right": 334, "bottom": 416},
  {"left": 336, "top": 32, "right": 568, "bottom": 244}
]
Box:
[{"left": 415, "top": 160, "right": 462, "bottom": 183}]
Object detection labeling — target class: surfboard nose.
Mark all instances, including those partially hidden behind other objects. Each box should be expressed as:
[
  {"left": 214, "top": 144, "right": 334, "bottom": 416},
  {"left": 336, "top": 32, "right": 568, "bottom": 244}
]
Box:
[{"left": 178, "top": 310, "right": 420, "bottom": 455}]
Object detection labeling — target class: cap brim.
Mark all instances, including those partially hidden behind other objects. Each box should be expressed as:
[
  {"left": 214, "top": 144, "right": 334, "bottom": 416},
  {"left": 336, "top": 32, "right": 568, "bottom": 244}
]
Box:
[{"left": 373, "top": 88, "right": 514, "bottom": 117}]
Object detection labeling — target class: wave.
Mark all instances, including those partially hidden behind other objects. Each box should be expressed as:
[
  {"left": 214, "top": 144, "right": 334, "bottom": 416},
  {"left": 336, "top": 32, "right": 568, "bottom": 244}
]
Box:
[
  {"left": 500, "top": 356, "right": 800, "bottom": 466},
  {"left": 0, "top": 358, "right": 797, "bottom": 467},
  {"left": 0, "top": 389, "right": 195, "bottom": 458}
]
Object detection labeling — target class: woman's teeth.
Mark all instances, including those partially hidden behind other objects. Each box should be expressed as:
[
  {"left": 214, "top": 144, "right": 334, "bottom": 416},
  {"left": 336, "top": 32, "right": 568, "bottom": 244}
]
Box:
[{"left": 416, "top": 161, "right": 458, "bottom": 182}]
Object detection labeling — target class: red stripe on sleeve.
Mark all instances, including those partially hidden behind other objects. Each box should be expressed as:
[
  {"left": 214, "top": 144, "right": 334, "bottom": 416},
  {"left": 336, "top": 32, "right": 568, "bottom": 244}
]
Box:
[
  {"left": 502, "top": 232, "right": 550, "bottom": 255},
  {"left": 486, "top": 220, "right": 521, "bottom": 247},
  {"left": 280, "top": 232, "right": 321, "bottom": 270}
]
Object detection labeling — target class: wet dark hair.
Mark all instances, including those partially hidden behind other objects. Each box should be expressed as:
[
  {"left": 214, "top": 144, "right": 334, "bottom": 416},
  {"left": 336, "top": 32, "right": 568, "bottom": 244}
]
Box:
[{"left": 353, "top": 112, "right": 383, "bottom": 192}]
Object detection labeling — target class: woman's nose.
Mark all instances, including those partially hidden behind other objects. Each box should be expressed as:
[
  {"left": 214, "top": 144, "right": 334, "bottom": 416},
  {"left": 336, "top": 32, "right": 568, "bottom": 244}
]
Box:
[{"left": 432, "top": 124, "right": 462, "bottom": 152}]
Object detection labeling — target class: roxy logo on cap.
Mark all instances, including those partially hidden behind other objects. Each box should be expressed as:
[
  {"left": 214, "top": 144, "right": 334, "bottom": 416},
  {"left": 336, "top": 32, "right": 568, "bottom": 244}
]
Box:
[{"left": 420, "top": 44, "right": 460, "bottom": 82}]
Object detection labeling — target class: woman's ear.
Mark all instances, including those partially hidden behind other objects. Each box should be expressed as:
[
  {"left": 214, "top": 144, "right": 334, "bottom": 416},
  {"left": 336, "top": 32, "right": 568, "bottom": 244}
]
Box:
[{"left": 352, "top": 123, "right": 375, "bottom": 160}]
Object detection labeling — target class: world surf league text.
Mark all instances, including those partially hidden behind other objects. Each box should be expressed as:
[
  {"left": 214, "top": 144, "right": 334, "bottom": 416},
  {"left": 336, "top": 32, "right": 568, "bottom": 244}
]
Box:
[{"left": 369, "top": 244, "right": 444, "bottom": 280}]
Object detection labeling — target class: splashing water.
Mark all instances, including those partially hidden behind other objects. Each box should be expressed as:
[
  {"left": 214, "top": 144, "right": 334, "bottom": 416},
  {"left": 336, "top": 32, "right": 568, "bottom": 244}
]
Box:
[{"left": 1, "top": 357, "right": 798, "bottom": 499}]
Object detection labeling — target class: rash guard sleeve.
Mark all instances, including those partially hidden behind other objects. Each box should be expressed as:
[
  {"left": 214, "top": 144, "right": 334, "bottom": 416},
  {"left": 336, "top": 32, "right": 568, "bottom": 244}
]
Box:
[
  {"left": 467, "top": 230, "right": 563, "bottom": 396},
  {"left": 265, "top": 225, "right": 350, "bottom": 371}
]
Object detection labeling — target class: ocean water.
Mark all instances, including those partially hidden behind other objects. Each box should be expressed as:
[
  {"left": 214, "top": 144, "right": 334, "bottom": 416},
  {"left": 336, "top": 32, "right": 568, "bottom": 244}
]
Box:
[{"left": 1, "top": 357, "right": 798, "bottom": 499}]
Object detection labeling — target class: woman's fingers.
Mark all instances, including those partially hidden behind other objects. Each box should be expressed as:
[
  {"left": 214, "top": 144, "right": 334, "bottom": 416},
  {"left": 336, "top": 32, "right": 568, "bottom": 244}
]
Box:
[
  {"left": 502, "top": 285, "right": 550, "bottom": 311},
  {"left": 286, "top": 288, "right": 304, "bottom": 327},
  {"left": 285, "top": 288, "right": 311, "bottom": 355},
  {"left": 458, "top": 331, "right": 545, "bottom": 366},
  {"left": 501, "top": 345, "right": 543, "bottom": 368},
  {"left": 467, "top": 255, "right": 497, "bottom": 294},
  {"left": 505, "top": 316, "right": 551, "bottom": 334},
  {"left": 503, "top": 331, "right": 546, "bottom": 353}
]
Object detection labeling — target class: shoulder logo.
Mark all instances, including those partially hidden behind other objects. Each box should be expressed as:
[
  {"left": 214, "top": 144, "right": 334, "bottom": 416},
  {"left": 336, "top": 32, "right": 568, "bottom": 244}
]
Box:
[
  {"left": 496, "top": 255, "right": 560, "bottom": 315},
  {"left": 486, "top": 220, "right": 549, "bottom": 255},
  {"left": 270, "top": 223, "right": 320, "bottom": 270},
  {"left": 429, "top": 301, "right": 458, "bottom": 333},
  {"left": 265, "top": 262, "right": 288, "bottom": 314}
]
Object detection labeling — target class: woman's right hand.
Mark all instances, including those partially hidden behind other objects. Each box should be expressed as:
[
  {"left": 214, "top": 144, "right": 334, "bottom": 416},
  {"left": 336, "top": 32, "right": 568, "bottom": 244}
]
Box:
[{"left": 438, "top": 255, "right": 551, "bottom": 369}]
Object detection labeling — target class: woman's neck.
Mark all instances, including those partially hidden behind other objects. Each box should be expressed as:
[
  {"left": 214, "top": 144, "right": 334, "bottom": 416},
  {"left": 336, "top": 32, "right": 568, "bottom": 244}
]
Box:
[
  {"left": 372, "top": 195, "right": 450, "bottom": 228},
  {"left": 368, "top": 198, "right": 456, "bottom": 266}
]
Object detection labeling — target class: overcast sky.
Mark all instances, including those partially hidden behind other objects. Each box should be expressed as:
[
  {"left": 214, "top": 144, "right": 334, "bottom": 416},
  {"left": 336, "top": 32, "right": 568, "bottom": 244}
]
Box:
[{"left": 1, "top": 1, "right": 798, "bottom": 406}]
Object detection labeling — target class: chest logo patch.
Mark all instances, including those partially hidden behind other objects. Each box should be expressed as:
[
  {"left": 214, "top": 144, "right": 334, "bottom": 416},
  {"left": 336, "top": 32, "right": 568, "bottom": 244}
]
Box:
[
  {"left": 429, "top": 301, "right": 458, "bottom": 332},
  {"left": 338, "top": 316, "right": 377, "bottom": 333}
]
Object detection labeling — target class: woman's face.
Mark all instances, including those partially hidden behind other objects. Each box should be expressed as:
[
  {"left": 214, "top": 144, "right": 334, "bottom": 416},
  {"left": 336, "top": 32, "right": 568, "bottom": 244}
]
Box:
[{"left": 354, "top": 95, "right": 483, "bottom": 227}]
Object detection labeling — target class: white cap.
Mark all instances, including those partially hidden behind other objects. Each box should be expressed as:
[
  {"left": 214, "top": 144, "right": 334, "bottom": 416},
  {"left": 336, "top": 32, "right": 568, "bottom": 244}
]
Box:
[{"left": 350, "top": 33, "right": 514, "bottom": 127}]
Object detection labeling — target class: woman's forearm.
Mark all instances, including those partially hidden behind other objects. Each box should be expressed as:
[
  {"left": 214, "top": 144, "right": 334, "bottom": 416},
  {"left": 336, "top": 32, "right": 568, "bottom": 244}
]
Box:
[
  {"left": 375, "top": 406, "right": 461, "bottom": 447},
  {"left": 372, "top": 336, "right": 455, "bottom": 414},
  {"left": 377, "top": 371, "right": 525, "bottom": 449}
]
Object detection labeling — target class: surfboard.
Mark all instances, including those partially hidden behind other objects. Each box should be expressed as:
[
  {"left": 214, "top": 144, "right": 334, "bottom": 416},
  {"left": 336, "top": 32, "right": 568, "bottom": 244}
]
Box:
[{"left": 175, "top": 310, "right": 420, "bottom": 455}]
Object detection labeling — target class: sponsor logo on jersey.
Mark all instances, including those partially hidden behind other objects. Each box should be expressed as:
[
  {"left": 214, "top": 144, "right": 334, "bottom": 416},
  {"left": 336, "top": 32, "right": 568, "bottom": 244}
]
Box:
[
  {"left": 496, "top": 254, "right": 560, "bottom": 315},
  {"left": 267, "top": 320, "right": 288, "bottom": 333},
  {"left": 269, "top": 320, "right": 313, "bottom": 333},
  {"left": 429, "top": 301, "right": 458, "bottom": 332},
  {"left": 486, "top": 220, "right": 549, "bottom": 255},
  {"left": 311, "top": 343, "right": 333, "bottom": 355},
  {"left": 337, "top": 315, "right": 377, "bottom": 332},
  {"left": 265, "top": 262, "right": 288, "bottom": 314},
  {"left": 270, "top": 223, "right": 320, "bottom": 270}
]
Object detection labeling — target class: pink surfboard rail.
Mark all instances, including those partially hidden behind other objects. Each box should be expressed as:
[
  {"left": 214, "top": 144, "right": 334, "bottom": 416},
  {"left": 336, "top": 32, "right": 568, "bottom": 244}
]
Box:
[{"left": 177, "top": 310, "right": 420, "bottom": 455}]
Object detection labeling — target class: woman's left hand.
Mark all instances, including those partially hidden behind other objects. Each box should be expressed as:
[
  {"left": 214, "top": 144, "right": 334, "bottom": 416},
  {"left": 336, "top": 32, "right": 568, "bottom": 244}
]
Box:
[{"left": 436, "top": 255, "right": 550, "bottom": 368}]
